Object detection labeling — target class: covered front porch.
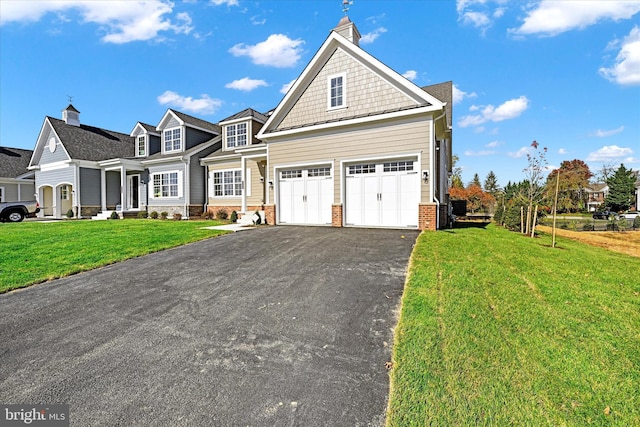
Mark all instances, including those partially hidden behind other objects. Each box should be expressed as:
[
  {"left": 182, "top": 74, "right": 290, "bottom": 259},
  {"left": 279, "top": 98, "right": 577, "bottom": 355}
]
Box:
[{"left": 98, "top": 159, "right": 146, "bottom": 218}]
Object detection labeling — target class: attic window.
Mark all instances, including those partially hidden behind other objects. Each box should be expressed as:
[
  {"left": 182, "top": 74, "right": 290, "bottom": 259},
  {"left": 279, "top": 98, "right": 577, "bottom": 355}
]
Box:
[
  {"left": 164, "top": 128, "right": 182, "bottom": 152},
  {"left": 226, "top": 123, "right": 247, "bottom": 148},
  {"left": 137, "top": 136, "right": 146, "bottom": 157},
  {"left": 328, "top": 73, "right": 346, "bottom": 110}
]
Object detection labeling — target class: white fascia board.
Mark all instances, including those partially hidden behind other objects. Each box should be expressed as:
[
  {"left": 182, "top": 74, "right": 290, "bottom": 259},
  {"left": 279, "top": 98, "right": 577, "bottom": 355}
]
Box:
[
  {"left": 235, "top": 144, "right": 267, "bottom": 154},
  {"left": 130, "top": 122, "right": 160, "bottom": 137},
  {"left": 97, "top": 158, "right": 145, "bottom": 171},
  {"left": 200, "top": 153, "right": 241, "bottom": 166},
  {"left": 40, "top": 160, "right": 72, "bottom": 171},
  {"left": 141, "top": 156, "right": 184, "bottom": 165},
  {"left": 260, "top": 105, "right": 440, "bottom": 141},
  {"left": 220, "top": 116, "right": 266, "bottom": 126},
  {"left": 156, "top": 109, "right": 183, "bottom": 131}
]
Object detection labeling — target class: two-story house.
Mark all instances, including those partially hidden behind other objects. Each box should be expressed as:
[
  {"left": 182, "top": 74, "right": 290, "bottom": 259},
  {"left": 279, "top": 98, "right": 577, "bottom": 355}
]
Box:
[
  {"left": 28, "top": 105, "right": 220, "bottom": 219},
  {"left": 202, "top": 16, "right": 453, "bottom": 230}
]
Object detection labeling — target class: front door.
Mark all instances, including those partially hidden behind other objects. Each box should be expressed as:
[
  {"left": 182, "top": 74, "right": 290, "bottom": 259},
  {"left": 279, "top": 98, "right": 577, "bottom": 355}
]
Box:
[{"left": 127, "top": 175, "right": 140, "bottom": 210}]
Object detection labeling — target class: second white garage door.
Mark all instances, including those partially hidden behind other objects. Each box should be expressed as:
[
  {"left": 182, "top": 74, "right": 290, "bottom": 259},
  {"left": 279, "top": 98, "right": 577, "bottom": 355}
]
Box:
[
  {"left": 345, "top": 160, "right": 419, "bottom": 228},
  {"left": 278, "top": 166, "right": 333, "bottom": 225}
]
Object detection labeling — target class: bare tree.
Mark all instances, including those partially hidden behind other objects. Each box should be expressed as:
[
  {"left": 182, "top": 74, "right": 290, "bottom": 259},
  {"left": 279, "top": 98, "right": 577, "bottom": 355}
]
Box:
[{"left": 523, "top": 141, "right": 548, "bottom": 235}]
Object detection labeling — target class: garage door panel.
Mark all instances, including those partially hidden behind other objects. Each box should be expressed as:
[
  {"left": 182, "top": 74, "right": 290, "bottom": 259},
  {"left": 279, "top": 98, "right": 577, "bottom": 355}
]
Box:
[
  {"left": 345, "top": 159, "right": 419, "bottom": 228},
  {"left": 278, "top": 167, "right": 332, "bottom": 225}
]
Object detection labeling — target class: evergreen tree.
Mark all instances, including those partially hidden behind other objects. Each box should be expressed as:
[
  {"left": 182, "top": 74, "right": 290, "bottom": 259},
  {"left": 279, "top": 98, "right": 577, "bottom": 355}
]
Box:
[
  {"left": 451, "top": 154, "right": 464, "bottom": 188},
  {"left": 605, "top": 164, "right": 636, "bottom": 212},
  {"left": 469, "top": 173, "right": 481, "bottom": 188},
  {"left": 484, "top": 171, "right": 501, "bottom": 196}
]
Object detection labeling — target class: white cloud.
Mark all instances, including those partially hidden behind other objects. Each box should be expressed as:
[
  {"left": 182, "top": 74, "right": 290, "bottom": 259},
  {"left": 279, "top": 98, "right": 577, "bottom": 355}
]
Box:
[
  {"left": 591, "top": 126, "right": 625, "bottom": 137},
  {"left": 512, "top": 1, "right": 640, "bottom": 36},
  {"left": 452, "top": 84, "right": 477, "bottom": 105},
  {"left": 210, "top": 0, "right": 238, "bottom": 5},
  {"left": 486, "top": 140, "right": 503, "bottom": 148},
  {"left": 360, "top": 27, "right": 388, "bottom": 44},
  {"left": 558, "top": 148, "right": 567, "bottom": 154},
  {"left": 402, "top": 70, "right": 417, "bottom": 81},
  {"left": 462, "top": 11, "right": 490, "bottom": 28},
  {"left": 250, "top": 16, "right": 266, "bottom": 25},
  {"left": 458, "top": 96, "right": 529, "bottom": 128},
  {"left": 280, "top": 79, "right": 296, "bottom": 94},
  {"left": 464, "top": 150, "right": 495, "bottom": 156},
  {"left": 599, "top": 26, "right": 640, "bottom": 86},
  {"left": 507, "top": 146, "right": 533, "bottom": 158},
  {"left": 0, "top": 1, "right": 193, "bottom": 44},
  {"left": 229, "top": 34, "right": 304, "bottom": 68},
  {"left": 586, "top": 145, "right": 634, "bottom": 162},
  {"left": 157, "top": 90, "right": 222, "bottom": 115},
  {"left": 225, "top": 77, "right": 268, "bottom": 92}
]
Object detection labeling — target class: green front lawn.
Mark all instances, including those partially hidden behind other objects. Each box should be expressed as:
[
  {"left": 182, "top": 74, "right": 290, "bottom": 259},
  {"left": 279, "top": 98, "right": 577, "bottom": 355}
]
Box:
[
  {"left": 388, "top": 223, "right": 640, "bottom": 426},
  {"left": 0, "top": 219, "right": 227, "bottom": 293}
]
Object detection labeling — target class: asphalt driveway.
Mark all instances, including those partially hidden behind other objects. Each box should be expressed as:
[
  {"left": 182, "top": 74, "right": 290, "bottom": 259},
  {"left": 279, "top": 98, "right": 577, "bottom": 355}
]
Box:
[{"left": 0, "top": 226, "right": 419, "bottom": 426}]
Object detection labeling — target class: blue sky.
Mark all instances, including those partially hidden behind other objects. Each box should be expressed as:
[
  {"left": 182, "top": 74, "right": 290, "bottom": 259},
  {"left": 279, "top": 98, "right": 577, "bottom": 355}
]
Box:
[{"left": 1, "top": 0, "right": 639, "bottom": 187}]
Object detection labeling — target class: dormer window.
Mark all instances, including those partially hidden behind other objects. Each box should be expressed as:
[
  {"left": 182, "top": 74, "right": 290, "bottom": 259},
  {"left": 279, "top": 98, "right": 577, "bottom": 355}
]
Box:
[
  {"left": 164, "top": 127, "right": 182, "bottom": 152},
  {"left": 137, "top": 135, "right": 146, "bottom": 157},
  {"left": 328, "top": 73, "right": 346, "bottom": 110},
  {"left": 226, "top": 123, "right": 247, "bottom": 149}
]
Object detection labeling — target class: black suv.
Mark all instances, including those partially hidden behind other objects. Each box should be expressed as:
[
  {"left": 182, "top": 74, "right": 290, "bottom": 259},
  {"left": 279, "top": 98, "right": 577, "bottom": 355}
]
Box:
[{"left": 592, "top": 210, "right": 613, "bottom": 219}]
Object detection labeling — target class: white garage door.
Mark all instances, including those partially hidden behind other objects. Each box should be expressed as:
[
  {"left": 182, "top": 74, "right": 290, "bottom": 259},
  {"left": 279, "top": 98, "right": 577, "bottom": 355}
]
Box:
[
  {"left": 345, "top": 160, "right": 419, "bottom": 228},
  {"left": 278, "top": 167, "right": 333, "bottom": 225}
]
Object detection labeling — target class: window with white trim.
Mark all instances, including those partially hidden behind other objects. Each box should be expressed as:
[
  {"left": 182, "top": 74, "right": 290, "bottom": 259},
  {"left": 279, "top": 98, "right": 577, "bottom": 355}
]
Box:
[
  {"left": 164, "top": 127, "right": 182, "bottom": 152},
  {"left": 60, "top": 185, "right": 70, "bottom": 200},
  {"left": 308, "top": 167, "right": 331, "bottom": 177},
  {"left": 153, "top": 172, "right": 179, "bottom": 198},
  {"left": 137, "top": 135, "right": 146, "bottom": 157},
  {"left": 226, "top": 123, "right": 248, "bottom": 149},
  {"left": 383, "top": 161, "right": 414, "bottom": 172},
  {"left": 280, "top": 170, "right": 302, "bottom": 179},
  {"left": 212, "top": 170, "right": 242, "bottom": 197},
  {"left": 328, "top": 73, "right": 345, "bottom": 109},
  {"left": 348, "top": 164, "right": 376, "bottom": 174}
]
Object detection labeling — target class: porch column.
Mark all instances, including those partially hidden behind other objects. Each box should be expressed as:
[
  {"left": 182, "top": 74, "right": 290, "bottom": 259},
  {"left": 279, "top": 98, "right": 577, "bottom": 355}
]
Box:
[
  {"left": 100, "top": 169, "right": 106, "bottom": 211},
  {"left": 119, "top": 166, "right": 126, "bottom": 212},
  {"left": 241, "top": 157, "right": 247, "bottom": 213}
]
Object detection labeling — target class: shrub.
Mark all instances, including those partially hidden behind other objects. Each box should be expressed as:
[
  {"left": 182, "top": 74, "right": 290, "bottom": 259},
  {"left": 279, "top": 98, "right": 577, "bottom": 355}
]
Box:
[
  {"left": 230, "top": 210, "right": 238, "bottom": 223},
  {"left": 109, "top": 211, "right": 119, "bottom": 220},
  {"left": 137, "top": 211, "right": 148, "bottom": 219},
  {"left": 160, "top": 211, "right": 168, "bottom": 220},
  {"left": 173, "top": 213, "right": 182, "bottom": 221},
  {"left": 215, "top": 209, "right": 228, "bottom": 220},
  {"left": 560, "top": 223, "right": 568, "bottom": 230},
  {"left": 254, "top": 210, "right": 262, "bottom": 225},
  {"left": 634, "top": 216, "right": 640, "bottom": 229},
  {"left": 583, "top": 223, "right": 594, "bottom": 231},
  {"left": 150, "top": 211, "right": 159, "bottom": 219},
  {"left": 203, "top": 210, "right": 215, "bottom": 220},
  {"left": 66, "top": 208, "right": 74, "bottom": 218}
]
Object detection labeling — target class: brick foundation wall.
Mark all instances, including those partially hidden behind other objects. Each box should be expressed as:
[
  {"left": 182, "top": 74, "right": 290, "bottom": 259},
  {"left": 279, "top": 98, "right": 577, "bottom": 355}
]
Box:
[
  {"left": 332, "top": 204, "right": 343, "bottom": 227},
  {"left": 419, "top": 204, "right": 438, "bottom": 231},
  {"left": 264, "top": 205, "right": 275, "bottom": 225},
  {"left": 207, "top": 205, "right": 267, "bottom": 222}
]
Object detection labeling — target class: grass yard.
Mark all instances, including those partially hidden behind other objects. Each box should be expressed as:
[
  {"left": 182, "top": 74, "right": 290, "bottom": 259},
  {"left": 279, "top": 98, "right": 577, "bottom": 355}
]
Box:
[
  {"left": 387, "top": 223, "right": 640, "bottom": 426},
  {"left": 0, "top": 220, "right": 227, "bottom": 293}
]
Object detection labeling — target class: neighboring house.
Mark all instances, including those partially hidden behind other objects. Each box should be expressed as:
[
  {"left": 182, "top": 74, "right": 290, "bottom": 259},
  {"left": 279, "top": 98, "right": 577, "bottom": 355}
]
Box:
[
  {"left": 28, "top": 105, "right": 220, "bottom": 219},
  {"left": 586, "top": 183, "right": 608, "bottom": 212},
  {"left": 202, "top": 16, "right": 453, "bottom": 230},
  {"left": 0, "top": 146, "right": 36, "bottom": 202}
]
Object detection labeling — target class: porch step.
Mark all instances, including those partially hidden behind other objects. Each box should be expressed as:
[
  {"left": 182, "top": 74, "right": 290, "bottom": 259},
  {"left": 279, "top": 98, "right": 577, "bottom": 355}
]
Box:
[{"left": 91, "top": 210, "right": 118, "bottom": 220}]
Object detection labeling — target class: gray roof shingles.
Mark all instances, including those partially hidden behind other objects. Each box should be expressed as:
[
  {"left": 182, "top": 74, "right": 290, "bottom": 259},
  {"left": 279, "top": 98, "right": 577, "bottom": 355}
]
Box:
[
  {"left": 170, "top": 110, "right": 221, "bottom": 135},
  {"left": 48, "top": 117, "right": 135, "bottom": 161},
  {"left": 220, "top": 108, "right": 269, "bottom": 123},
  {"left": 422, "top": 81, "right": 452, "bottom": 128},
  {"left": 0, "top": 147, "right": 34, "bottom": 178}
]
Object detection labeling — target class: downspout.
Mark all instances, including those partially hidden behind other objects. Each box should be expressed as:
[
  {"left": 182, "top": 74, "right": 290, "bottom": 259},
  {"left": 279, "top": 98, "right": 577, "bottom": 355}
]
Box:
[
  {"left": 203, "top": 160, "right": 209, "bottom": 217},
  {"left": 431, "top": 109, "right": 446, "bottom": 230}
]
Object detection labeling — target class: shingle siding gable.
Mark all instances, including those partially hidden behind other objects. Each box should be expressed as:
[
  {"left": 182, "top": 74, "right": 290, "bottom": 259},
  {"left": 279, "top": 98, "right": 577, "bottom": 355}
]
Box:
[{"left": 274, "top": 48, "right": 418, "bottom": 131}]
